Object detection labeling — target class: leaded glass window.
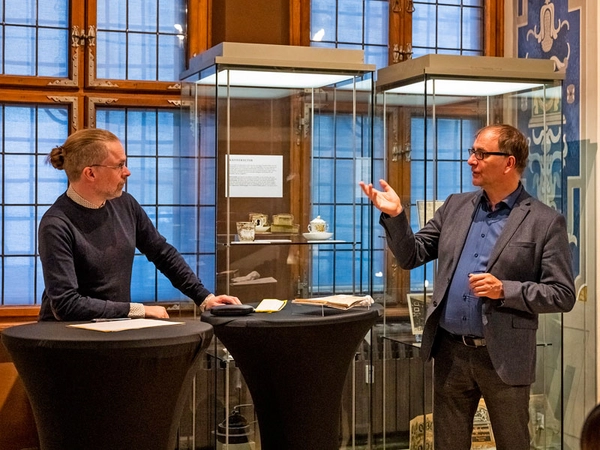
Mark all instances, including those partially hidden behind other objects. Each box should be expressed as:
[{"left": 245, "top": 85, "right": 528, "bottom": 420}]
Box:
[
  {"left": 0, "top": 0, "right": 193, "bottom": 306},
  {"left": 412, "top": 0, "right": 484, "bottom": 57},
  {"left": 0, "top": 104, "right": 69, "bottom": 305},
  {"left": 96, "top": 0, "right": 187, "bottom": 81},
  {"left": 311, "top": 0, "right": 389, "bottom": 69},
  {"left": 0, "top": 0, "right": 69, "bottom": 76},
  {"left": 96, "top": 107, "right": 215, "bottom": 302},
  {"left": 310, "top": 0, "right": 486, "bottom": 297}
]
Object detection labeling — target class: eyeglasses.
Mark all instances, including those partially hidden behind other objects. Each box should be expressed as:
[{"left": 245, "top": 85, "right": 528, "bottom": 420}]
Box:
[
  {"left": 90, "top": 162, "right": 127, "bottom": 171},
  {"left": 467, "top": 148, "right": 510, "bottom": 160}
]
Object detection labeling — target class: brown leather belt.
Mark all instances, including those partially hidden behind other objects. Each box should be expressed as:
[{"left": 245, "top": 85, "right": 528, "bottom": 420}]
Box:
[{"left": 442, "top": 329, "right": 487, "bottom": 348}]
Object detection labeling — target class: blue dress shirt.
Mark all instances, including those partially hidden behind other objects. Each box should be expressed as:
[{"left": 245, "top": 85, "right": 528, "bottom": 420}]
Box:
[{"left": 439, "top": 184, "right": 523, "bottom": 337}]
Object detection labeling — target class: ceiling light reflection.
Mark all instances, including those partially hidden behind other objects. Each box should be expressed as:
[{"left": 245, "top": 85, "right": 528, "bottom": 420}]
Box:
[
  {"left": 386, "top": 79, "right": 544, "bottom": 96},
  {"left": 198, "top": 69, "right": 355, "bottom": 89}
]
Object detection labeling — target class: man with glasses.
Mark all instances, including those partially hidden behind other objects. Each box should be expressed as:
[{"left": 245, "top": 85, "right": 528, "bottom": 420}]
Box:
[
  {"left": 360, "top": 124, "right": 575, "bottom": 449},
  {"left": 39, "top": 128, "right": 241, "bottom": 321}
]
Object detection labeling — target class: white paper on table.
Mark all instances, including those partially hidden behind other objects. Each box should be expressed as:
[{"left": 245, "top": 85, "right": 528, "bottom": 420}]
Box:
[{"left": 68, "top": 318, "right": 185, "bottom": 333}]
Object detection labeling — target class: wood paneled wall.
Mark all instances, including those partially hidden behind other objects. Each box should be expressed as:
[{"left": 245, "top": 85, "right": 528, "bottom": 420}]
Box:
[{"left": 0, "top": 307, "right": 40, "bottom": 450}]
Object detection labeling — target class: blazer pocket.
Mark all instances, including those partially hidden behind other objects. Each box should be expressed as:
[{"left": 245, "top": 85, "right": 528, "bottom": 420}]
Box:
[
  {"left": 512, "top": 314, "right": 538, "bottom": 330},
  {"left": 508, "top": 241, "right": 536, "bottom": 248},
  {"left": 503, "top": 242, "right": 537, "bottom": 278}
]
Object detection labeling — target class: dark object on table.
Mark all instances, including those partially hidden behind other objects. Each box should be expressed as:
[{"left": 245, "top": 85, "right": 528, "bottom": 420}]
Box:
[{"left": 210, "top": 304, "right": 255, "bottom": 316}]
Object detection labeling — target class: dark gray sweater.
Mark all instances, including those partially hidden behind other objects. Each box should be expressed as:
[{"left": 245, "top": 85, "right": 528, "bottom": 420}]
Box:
[{"left": 38, "top": 192, "right": 211, "bottom": 321}]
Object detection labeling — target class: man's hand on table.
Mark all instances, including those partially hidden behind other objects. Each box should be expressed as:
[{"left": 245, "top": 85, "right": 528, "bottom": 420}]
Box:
[
  {"left": 204, "top": 294, "right": 241, "bottom": 310},
  {"left": 144, "top": 305, "right": 170, "bottom": 318}
]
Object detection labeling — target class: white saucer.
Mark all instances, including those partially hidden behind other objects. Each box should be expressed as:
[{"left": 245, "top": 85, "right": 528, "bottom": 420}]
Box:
[
  {"left": 255, "top": 226, "right": 270, "bottom": 232},
  {"left": 303, "top": 232, "right": 333, "bottom": 240}
]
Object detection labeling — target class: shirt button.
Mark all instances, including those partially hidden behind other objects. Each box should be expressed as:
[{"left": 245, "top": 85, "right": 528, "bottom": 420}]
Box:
[
  {"left": 481, "top": 234, "right": 485, "bottom": 238},
  {"left": 463, "top": 295, "right": 467, "bottom": 300},
  {"left": 474, "top": 253, "right": 478, "bottom": 257}
]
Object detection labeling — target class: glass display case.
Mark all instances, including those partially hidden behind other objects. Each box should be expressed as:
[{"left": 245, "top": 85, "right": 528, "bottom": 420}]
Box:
[
  {"left": 181, "top": 42, "right": 375, "bottom": 303},
  {"left": 179, "top": 42, "right": 377, "bottom": 448},
  {"left": 374, "top": 54, "right": 565, "bottom": 448}
]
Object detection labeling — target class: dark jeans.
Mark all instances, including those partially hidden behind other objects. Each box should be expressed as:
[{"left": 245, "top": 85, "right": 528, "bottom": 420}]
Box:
[{"left": 432, "top": 330, "right": 531, "bottom": 450}]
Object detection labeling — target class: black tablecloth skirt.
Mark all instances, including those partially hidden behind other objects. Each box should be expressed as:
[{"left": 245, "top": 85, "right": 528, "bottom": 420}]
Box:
[
  {"left": 203, "top": 302, "right": 382, "bottom": 450},
  {"left": 2, "top": 319, "right": 213, "bottom": 450}
]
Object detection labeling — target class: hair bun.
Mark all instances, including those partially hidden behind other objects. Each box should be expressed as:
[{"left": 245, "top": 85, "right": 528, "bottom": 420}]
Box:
[{"left": 48, "top": 145, "right": 66, "bottom": 170}]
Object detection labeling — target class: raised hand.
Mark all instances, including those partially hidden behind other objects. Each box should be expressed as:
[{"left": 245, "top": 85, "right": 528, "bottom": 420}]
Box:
[{"left": 359, "top": 179, "right": 403, "bottom": 217}]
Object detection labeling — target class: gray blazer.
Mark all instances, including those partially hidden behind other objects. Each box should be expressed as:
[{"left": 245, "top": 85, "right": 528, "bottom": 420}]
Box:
[{"left": 380, "top": 188, "right": 576, "bottom": 386}]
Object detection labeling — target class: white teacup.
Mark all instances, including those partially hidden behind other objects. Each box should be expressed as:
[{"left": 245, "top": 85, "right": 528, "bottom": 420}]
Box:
[{"left": 308, "top": 216, "right": 328, "bottom": 233}]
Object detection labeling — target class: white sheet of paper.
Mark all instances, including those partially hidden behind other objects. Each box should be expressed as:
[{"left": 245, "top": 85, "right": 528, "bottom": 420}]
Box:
[
  {"left": 255, "top": 299, "right": 286, "bottom": 313},
  {"left": 68, "top": 318, "right": 185, "bottom": 333},
  {"left": 226, "top": 154, "right": 283, "bottom": 198}
]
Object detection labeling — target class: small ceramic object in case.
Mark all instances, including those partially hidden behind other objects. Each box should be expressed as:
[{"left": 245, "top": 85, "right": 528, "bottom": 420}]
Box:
[{"left": 308, "top": 215, "right": 328, "bottom": 233}]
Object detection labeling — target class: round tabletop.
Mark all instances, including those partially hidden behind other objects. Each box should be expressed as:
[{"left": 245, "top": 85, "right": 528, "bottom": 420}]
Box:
[
  {"left": 2, "top": 319, "right": 212, "bottom": 354},
  {"left": 202, "top": 301, "right": 382, "bottom": 327}
]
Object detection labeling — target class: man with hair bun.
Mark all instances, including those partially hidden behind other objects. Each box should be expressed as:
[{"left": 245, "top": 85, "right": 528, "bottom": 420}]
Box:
[{"left": 39, "top": 128, "right": 240, "bottom": 321}]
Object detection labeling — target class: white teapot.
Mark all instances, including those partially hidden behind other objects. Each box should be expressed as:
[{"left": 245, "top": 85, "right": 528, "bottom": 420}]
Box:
[{"left": 308, "top": 215, "right": 328, "bottom": 233}]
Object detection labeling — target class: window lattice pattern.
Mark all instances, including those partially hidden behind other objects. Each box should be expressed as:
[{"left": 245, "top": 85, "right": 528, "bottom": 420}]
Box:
[
  {"left": 310, "top": 112, "right": 385, "bottom": 294},
  {"left": 408, "top": 117, "right": 483, "bottom": 291},
  {"left": 310, "top": 0, "right": 389, "bottom": 69},
  {"left": 412, "top": 0, "right": 484, "bottom": 57},
  {"left": 96, "top": 108, "right": 213, "bottom": 302},
  {"left": 310, "top": 0, "right": 485, "bottom": 295},
  {"left": 0, "top": 104, "right": 69, "bottom": 305},
  {"left": 0, "top": 0, "right": 69, "bottom": 76},
  {"left": 96, "top": 0, "right": 187, "bottom": 81}
]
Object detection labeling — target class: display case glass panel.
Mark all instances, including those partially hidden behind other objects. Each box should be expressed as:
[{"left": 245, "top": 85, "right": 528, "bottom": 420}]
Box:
[
  {"left": 181, "top": 42, "right": 376, "bottom": 303},
  {"left": 180, "top": 42, "right": 377, "bottom": 448}
]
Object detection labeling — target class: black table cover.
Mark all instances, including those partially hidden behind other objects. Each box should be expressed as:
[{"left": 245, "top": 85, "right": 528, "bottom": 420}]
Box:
[
  {"left": 202, "top": 302, "right": 382, "bottom": 450},
  {"left": 1, "top": 319, "right": 213, "bottom": 450}
]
